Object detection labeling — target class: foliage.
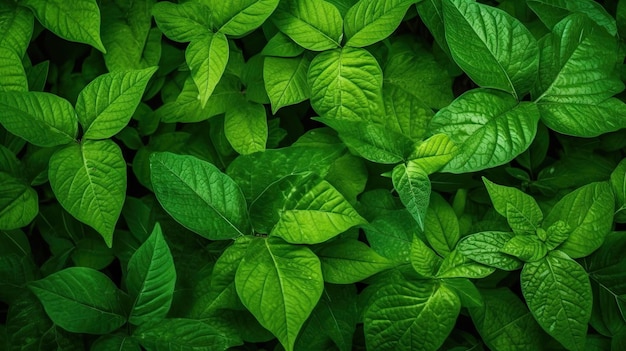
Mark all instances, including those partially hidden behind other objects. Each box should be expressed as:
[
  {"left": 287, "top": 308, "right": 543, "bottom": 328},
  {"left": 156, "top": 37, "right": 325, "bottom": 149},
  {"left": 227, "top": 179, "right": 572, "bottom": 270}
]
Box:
[{"left": 1, "top": 0, "right": 626, "bottom": 350}]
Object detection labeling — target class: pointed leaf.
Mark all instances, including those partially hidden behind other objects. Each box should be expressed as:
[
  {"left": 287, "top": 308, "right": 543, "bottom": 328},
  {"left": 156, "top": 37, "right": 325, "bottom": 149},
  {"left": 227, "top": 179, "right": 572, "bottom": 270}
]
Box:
[
  {"left": 235, "top": 237, "right": 323, "bottom": 351},
  {"left": 430, "top": 89, "right": 540, "bottom": 173},
  {"left": 528, "top": 0, "right": 617, "bottom": 36},
  {"left": 483, "top": 177, "right": 543, "bottom": 234},
  {"left": 0, "top": 3, "right": 33, "bottom": 57},
  {"left": 271, "top": 0, "right": 343, "bottom": 51},
  {"left": 0, "top": 92, "right": 77, "bottom": 147},
  {"left": 186, "top": 32, "right": 229, "bottom": 108},
  {"left": 150, "top": 152, "right": 251, "bottom": 240},
  {"left": 344, "top": 0, "right": 414, "bottom": 47},
  {"left": 392, "top": 161, "right": 430, "bottom": 230},
  {"left": 28, "top": 267, "right": 125, "bottom": 334},
  {"left": 0, "top": 49, "right": 27, "bottom": 92},
  {"left": 424, "top": 192, "right": 460, "bottom": 257},
  {"left": 443, "top": 0, "right": 539, "bottom": 98},
  {"left": 76, "top": 67, "right": 157, "bottom": 140},
  {"left": 49, "top": 140, "right": 126, "bottom": 247},
  {"left": 410, "top": 236, "right": 443, "bottom": 278},
  {"left": 317, "top": 239, "right": 393, "bottom": 284},
  {"left": 502, "top": 235, "right": 548, "bottom": 262},
  {"left": 308, "top": 47, "right": 383, "bottom": 120},
  {"left": 207, "top": 0, "right": 280, "bottom": 36},
  {"left": 224, "top": 101, "right": 268, "bottom": 155},
  {"left": 457, "top": 231, "right": 523, "bottom": 271},
  {"left": 0, "top": 173, "right": 38, "bottom": 230},
  {"left": 436, "top": 249, "right": 496, "bottom": 279},
  {"left": 152, "top": 1, "right": 213, "bottom": 43},
  {"left": 264, "top": 55, "right": 311, "bottom": 113},
  {"left": 126, "top": 223, "right": 176, "bottom": 326},
  {"left": 538, "top": 98, "right": 626, "bottom": 137},
  {"left": 521, "top": 251, "right": 592, "bottom": 351},
  {"left": 134, "top": 318, "right": 242, "bottom": 350},
  {"left": 21, "top": 0, "right": 105, "bottom": 52},
  {"left": 410, "top": 134, "right": 458, "bottom": 174}
]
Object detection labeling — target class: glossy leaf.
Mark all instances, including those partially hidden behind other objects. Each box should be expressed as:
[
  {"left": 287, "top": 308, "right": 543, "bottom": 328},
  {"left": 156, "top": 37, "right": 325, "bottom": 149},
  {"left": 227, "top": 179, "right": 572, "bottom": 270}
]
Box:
[
  {"left": 483, "top": 177, "right": 543, "bottom": 234},
  {"left": 264, "top": 55, "right": 311, "bottom": 113},
  {"left": 0, "top": 49, "right": 27, "bottom": 92},
  {"left": 457, "top": 231, "right": 523, "bottom": 271},
  {"left": 430, "top": 89, "right": 540, "bottom": 173},
  {"left": 0, "top": 3, "right": 33, "bottom": 57},
  {"left": 424, "top": 192, "right": 460, "bottom": 257},
  {"left": 48, "top": 140, "right": 126, "bottom": 247},
  {"left": 134, "top": 318, "right": 242, "bottom": 350},
  {"left": 271, "top": 0, "right": 343, "bottom": 51},
  {"left": 443, "top": 0, "right": 539, "bottom": 98},
  {"left": 21, "top": 0, "right": 106, "bottom": 52},
  {"left": 0, "top": 92, "right": 77, "bottom": 147},
  {"left": 126, "top": 223, "right": 176, "bottom": 326},
  {"left": 308, "top": 47, "right": 383, "bottom": 120},
  {"left": 344, "top": 0, "right": 415, "bottom": 47},
  {"left": 410, "top": 134, "right": 458, "bottom": 174},
  {"left": 436, "top": 249, "right": 496, "bottom": 279},
  {"left": 75, "top": 67, "right": 157, "bottom": 140},
  {"left": 207, "top": 0, "right": 280, "bottom": 35},
  {"left": 364, "top": 280, "right": 461, "bottom": 351},
  {"left": 392, "top": 161, "right": 430, "bottom": 230},
  {"left": 0, "top": 173, "right": 38, "bottom": 231},
  {"left": 521, "top": 251, "right": 592, "bottom": 351},
  {"left": 410, "top": 237, "right": 443, "bottom": 277},
  {"left": 150, "top": 152, "right": 251, "bottom": 240},
  {"left": 28, "top": 267, "right": 126, "bottom": 334},
  {"left": 152, "top": 1, "right": 213, "bottom": 43},
  {"left": 317, "top": 239, "right": 393, "bottom": 283},
  {"left": 543, "top": 182, "right": 614, "bottom": 258},
  {"left": 235, "top": 237, "right": 323, "bottom": 351},
  {"left": 501, "top": 235, "right": 548, "bottom": 262},
  {"left": 186, "top": 32, "right": 229, "bottom": 108},
  {"left": 224, "top": 101, "right": 267, "bottom": 155}
]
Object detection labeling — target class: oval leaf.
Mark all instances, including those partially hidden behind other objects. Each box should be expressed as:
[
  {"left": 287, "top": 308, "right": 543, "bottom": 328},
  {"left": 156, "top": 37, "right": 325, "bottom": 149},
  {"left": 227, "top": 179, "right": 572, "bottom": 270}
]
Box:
[
  {"left": 317, "top": 239, "right": 393, "bottom": 284},
  {"left": 483, "top": 177, "right": 543, "bottom": 234},
  {"left": 224, "top": 101, "right": 268, "bottom": 155},
  {"left": 264, "top": 54, "right": 311, "bottom": 113},
  {"left": 344, "top": 0, "right": 414, "bottom": 47},
  {"left": 0, "top": 173, "right": 38, "bottom": 230},
  {"left": 208, "top": 0, "right": 280, "bottom": 36},
  {"left": 186, "top": 32, "right": 229, "bottom": 108},
  {"left": 0, "top": 49, "right": 28, "bottom": 92},
  {"left": 152, "top": 1, "right": 213, "bottom": 43},
  {"left": 0, "top": 3, "right": 34, "bottom": 57},
  {"left": 457, "top": 231, "right": 523, "bottom": 271},
  {"left": 392, "top": 161, "right": 431, "bottom": 231}
]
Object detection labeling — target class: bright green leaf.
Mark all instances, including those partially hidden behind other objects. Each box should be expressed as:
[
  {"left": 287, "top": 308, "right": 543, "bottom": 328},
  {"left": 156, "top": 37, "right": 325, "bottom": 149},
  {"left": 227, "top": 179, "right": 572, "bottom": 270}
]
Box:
[
  {"left": 207, "top": 0, "right": 280, "bottom": 36},
  {"left": 538, "top": 98, "right": 626, "bottom": 138},
  {"left": 186, "top": 32, "right": 229, "bottom": 108},
  {"left": 152, "top": 1, "right": 213, "bottom": 43},
  {"left": 409, "top": 134, "right": 458, "bottom": 174},
  {"left": 502, "top": 235, "right": 548, "bottom": 262},
  {"left": 344, "top": 0, "right": 415, "bottom": 47},
  {"left": 317, "top": 239, "right": 393, "bottom": 283},
  {"left": 424, "top": 192, "right": 459, "bottom": 257},
  {"left": 262, "top": 31, "right": 306, "bottom": 57},
  {"left": 436, "top": 249, "right": 496, "bottom": 279},
  {"left": 381, "top": 84, "right": 433, "bottom": 141},
  {"left": 76, "top": 67, "right": 157, "bottom": 140},
  {"left": 150, "top": 152, "right": 251, "bottom": 240},
  {"left": 235, "top": 237, "right": 323, "bottom": 351},
  {"left": 0, "top": 173, "right": 38, "bottom": 231},
  {"left": 224, "top": 101, "right": 268, "bottom": 155},
  {"left": 410, "top": 237, "right": 442, "bottom": 277},
  {"left": 264, "top": 54, "right": 311, "bottom": 113},
  {"left": 392, "top": 161, "right": 430, "bottom": 230},
  {"left": 443, "top": 278, "right": 483, "bottom": 308},
  {"left": 48, "top": 140, "right": 126, "bottom": 247},
  {"left": 543, "top": 221, "right": 571, "bottom": 250},
  {"left": 28, "top": 267, "right": 126, "bottom": 334},
  {"left": 483, "top": 177, "right": 543, "bottom": 234},
  {"left": 0, "top": 49, "right": 27, "bottom": 93},
  {"left": 457, "top": 231, "right": 523, "bottom": 271},
  {"left": 126, "top": 223, "right": 176, "bottom": 326},
  {"left": 0, "top": 91, "right": 77, "bottom": 147},
  {"left": 134, "top": 318, "right": 242, "bottom": 350},
  {"left": 0, "top": 3, "right": 33, "bottom": 57},
  {"left": 363, "top": 210, "right": 416, "bottom": 264}
]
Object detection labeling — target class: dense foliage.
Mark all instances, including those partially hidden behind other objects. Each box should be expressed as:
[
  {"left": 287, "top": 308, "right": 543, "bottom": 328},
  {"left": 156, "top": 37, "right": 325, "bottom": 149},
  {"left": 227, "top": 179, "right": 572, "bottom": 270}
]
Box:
[{"left": 1, "top": 0, "right": 626, "bottom": 350}]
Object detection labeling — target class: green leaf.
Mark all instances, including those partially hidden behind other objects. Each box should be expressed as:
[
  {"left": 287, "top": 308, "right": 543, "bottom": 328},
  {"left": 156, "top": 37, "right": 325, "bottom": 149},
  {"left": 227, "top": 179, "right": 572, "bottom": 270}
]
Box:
[
  {"left": 543, "top": 182, "right": 614, "bottom": 258},
  {"left": 262, "top": 31, "right": 306, "bottom": 57},
  {"left": 75, "top": 67, "right": 157, "bottom": 140},
  {"left": 134, "top": 318, "right": 242, "bottom": 350},
  {"left": 436, "top": 249, "right": 496, "bottom": 279},
  {"left": 457, "top": 231, "right": 523, "bottom": 271},
  {"left": 528, "top": 0, "right": 617, "bottom": 36},
  {"left": 392, "top": 161, "right": 430, "bottom": 230},
  {"left": 235, "top": 237, "right": 323, "bottom": 351},
  {"left": 416, "top": 0, "right": 449, "bottom": 57},
  {"left": 317, "top": 238, "right": 393, "bottom": 283},
  {"left": 308, "top": 47, "right": 383, "bottom": 120},
  {"left": 0, "top": 3, "right": 33, "bottom": 58},
  {"left": 186, "top": 32, "right": 229, "bottom": 108},
  {"left": 364, "top": 280, "right": 461, "bottom": 351},
  {"left": 28, "top": 267, "right": 126, "bottom": 334},
  {"left": 443, "top": 278, "right": 483, "bottom": 308},
  {"left": 21, "top": 0, "right": 106, "bottom": 53},
  {"left": 483, "top": 177, "right": 543, "bottom": 234},
  {"left": 224, "top": 101, "right": 268, "bottom": 155},
  {"left": 91, "top": 335, "right": 141, "bottom": 351},
  {"left": 521, "top": 251, "right": 592, "bottom": 351},
  {"left": 611, "top": 158, "right": 626, "bottom": 218},
  {"left": 424, "top": 192, "right": 460, "bottom": 257},
  {"left": 538, "top": 98, "right": 626, "bottom": 138},
  {"left": 264, "top": 54, "right": 311, "bottom": 113},
  {"left": 126, "top": 223, "right": 176, "bottom": 326},
  {"left": 442, "top": 0, "right": 539, "bottom": 98},
  {"left": 409, "top": 134, "right": 458, "bottom": 174},
  {"left": 0, "top": 173, "right": 38, "bottom": 230},
  {"left": 0, "top": 49, "right": 27, "bottom": 93},
  {"left": 430, "top": 89, "right": 540, "bottom": 173},
  {"left": 543, "top": 221, "right": 571, "bottom": 250},
  {"left": 410, "top": 236, "right": 442, "bottom": 277},
  {"left": 381, "top": 84, "right": 433, "bottom": 141},
  {"left": 207, "top": 0, "right": 280, "bottom": 36},
  {"left": 271, "top": 0, "right": 343, "bottom": 51},
  {"left": 150, "top": 152, "right": 250, "bottom": 240},
  {"left": 364, "top": 210, "right": 416, "bottom": 265},
  {"left": 502, "top": 235, "right": 548, "bottom": 262},
  {"left": 0, "top": 92, "right": 77, "bottom": 147},
  {"left": 470, "top": 288, "right": 548, "bottom": 351},
  {"left": 315, "top": 117, "right": 414, "bottom": 164},
  {"left": 49, "top": 140, "right": 126, "bottom": 247},
  {"left": 152, "top": 1, "right": 213, "bottom": 43},
  {"left": 344, "top": 0, "right": 414, "bottom": 47}
]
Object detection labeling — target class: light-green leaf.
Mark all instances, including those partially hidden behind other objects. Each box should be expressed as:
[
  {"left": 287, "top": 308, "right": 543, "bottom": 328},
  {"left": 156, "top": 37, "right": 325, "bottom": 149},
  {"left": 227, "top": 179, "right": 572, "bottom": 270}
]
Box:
[
  {"left": 543, "top": 182, "right": 614, "bottom": 258},
  {"left": 235, "top": 237, "right": 323, "bottom": 351},
  {"left": 48, "top": 140, "right": 126, "bottom": 247},
  {"left": 224, "top": 101, "right": 267, "bottom": 155},
  {"left": 28, "top": 267, "right": 126, "bottom": 334},
  {"left": 134, "top": 318, "right": 242, "bottom": 350},
  {"left": 430, "top": 89, "right": 540, "bottom": 173},
  {"left": 483, "top": 177, "right": 543, "bottom": 234},
  {"left": 0, "top": 49, "right": 27, "bottom": 92},
  {"left": 409, "top": 134, "right": 458, "bottom": 174},
  {"left": 436, "top": 249, "right": 496, "bottom": 279},
  {"left": 76, "top": 67, "right": 157, "bottom": 140},
  {"left": 186, "top": 32, "right": 229, "bottom": 108},
  {"left": 502, "top": 235, "right": 548, "bottom": 262},
  {"left": 344, "top": 0, "right": 414, "bottom": 47},
  {"left": 271, "top": 0, "right": 343, "bottom": 51},
  {"left": 308, "top": 47, "right": 383, "bottom": 120},
  {"left": 364, "top": 281, "right": 461, "bottom": 351},
  {"left": 317, "top": 239, "right": 393, "bottom": 283},
  {"left": 381, "top": 84, "right": 433, "bottom": 141},
  {"left": 264, "top": 54, "right": 311, "bottom": 113},
  {"left": 0, "top": 172, "right": 38, "bottom": 230},
  {"left": 457, "top": 231, "right": 523, "bottom": 271},
  {"left": 521, "top": 251, "right": 592, "bottom": 351},
  {"left": 424, "top": 192, "right": 460, "bottom": 257},
  {"left": 152, "top": 1, "right": 213, "bottom": 43},
  {"left": 126, "top": 223, "right": 176, "bottom": 326},
  {"left": 410, "top": 237, "right": 443, "bottom": 277},
  {"left": 0, "top": 3, "right": 34, "bottom": 58},
  {"left": 442, "top": 0, "right": 539, "bottom": 98},
  {"left": 0, "top": 92, "right": 77, "bottom": 147},
  {"left": 392, "top": 161, "right": 430, "bottom": 230},
  {"left": 207, "top": 0, "right": 280, "bottom": 36},
  {"left": 21, "top": 0, "right": 106, "bottom": 53},
  {"left": 150, "top": 152, "right": 251, "bottom": 240}
]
